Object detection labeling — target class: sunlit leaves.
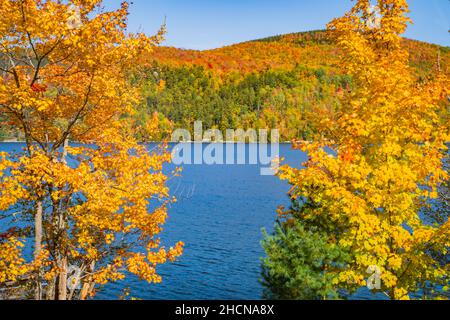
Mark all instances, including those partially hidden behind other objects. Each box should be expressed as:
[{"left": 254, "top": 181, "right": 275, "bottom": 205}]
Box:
[
  {"left": 278, "top": 0, "right": 449, "bottom": 299},
  {"left": 0, "top": 0, "right": 182, "bottom": 299}
]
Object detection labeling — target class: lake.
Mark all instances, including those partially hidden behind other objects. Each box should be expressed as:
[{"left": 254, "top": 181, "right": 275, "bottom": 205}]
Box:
[{"left": 0, "top": 142, "right": 380, "bottom": 300}]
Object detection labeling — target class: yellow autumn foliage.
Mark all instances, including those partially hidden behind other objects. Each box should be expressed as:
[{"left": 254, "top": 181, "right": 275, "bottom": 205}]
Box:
[
  {"left": 280, "top": 0, "right": 449, "bottom": 299},
  {"left": 0, "top": 0, "right": 182, "bottom": 300}
]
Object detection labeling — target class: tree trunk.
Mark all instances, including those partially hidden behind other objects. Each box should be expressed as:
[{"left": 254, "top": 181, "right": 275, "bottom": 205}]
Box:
[
  {"left": 62, "top": 137, "right": 69, "bottom": 164},
  {"left": 57, "top": 257, "right": 68, "bottom": 300},
  {"left": 80, "top": 261, "right": 96, "bottom": 300},
  {"left": 34, "top": 201, "right": 43, "bottom": 300},
  {"left": 56, "top": 137, "right": 70, "bottom": 300},
  {"left": 46, "top": 276, "right": 56, "bottom": 300}
]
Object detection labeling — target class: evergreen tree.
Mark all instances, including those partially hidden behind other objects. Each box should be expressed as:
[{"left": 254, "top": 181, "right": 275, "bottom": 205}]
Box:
[{"left": 261, "top": 198, "right": 350, "bottom": 300}]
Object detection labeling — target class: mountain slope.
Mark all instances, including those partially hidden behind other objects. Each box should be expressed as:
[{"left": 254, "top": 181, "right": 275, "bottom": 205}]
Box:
[
  {"left": 150, "top": 30, "right": 449, "bottom": 79},
  {"left": 127, "top": 30, "right": 449, "bottom": 142}
]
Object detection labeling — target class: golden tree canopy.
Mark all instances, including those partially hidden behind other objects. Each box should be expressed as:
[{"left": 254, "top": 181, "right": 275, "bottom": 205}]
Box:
[
  {"left": 0, "top": 0, "right": 182, "bottom": 299},
  {"left": 279, "top": 0, "right": 449, "bottom": 299}
]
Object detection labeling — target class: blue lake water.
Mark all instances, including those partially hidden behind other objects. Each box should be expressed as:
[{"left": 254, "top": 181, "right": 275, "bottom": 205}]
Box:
[{"left": 0, "top": 142, "right": 380, "bottom": 300}]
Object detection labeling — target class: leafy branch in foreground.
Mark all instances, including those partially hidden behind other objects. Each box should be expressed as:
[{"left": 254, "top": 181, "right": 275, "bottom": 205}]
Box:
[
  {"left": 264, "top": 0, "right": 449, "bottom": 300},
  {"left": 0, "top": 0, "right": 183, "bottom": 300}
]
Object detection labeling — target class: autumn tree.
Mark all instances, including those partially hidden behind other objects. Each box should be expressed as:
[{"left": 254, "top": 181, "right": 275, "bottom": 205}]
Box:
[
  {"left": 267, "top": 0, "right": 449, "bottom": 300},
  {"left": 0, "top": 0, "right": 183, "bottom": 300}
]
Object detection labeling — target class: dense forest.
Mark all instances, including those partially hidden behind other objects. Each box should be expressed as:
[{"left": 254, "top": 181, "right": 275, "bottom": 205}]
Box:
[{"left": 1, "top": 30, "right": 449, "bottom": 141}]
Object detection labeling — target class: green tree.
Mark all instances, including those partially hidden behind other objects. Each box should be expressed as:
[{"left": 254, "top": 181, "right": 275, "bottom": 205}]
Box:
[{"left": 261, "top": 199, "right": 350, "bottom": 300}]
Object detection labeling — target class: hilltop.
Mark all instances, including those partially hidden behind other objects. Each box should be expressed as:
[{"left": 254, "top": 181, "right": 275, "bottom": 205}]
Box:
[{"left": 150, "top": 30, "right": 449, "bottom": 79}]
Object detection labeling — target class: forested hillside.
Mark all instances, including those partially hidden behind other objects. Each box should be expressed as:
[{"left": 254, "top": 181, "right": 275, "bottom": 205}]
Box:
[
  {"left": 132, "top": 30, "right": 449, "bottom": 141},
  {"left": 2, "top": 30, "right": 448, "bottom": 141}
]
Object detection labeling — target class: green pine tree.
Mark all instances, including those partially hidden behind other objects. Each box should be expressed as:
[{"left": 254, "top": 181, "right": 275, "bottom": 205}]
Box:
[{"left": 261, "top": 198, "right": 351, "bottom": 300}]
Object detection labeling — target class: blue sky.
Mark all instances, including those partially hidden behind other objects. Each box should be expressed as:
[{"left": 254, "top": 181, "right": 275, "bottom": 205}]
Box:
[{"left": 106, "top": 0, "right": 450, "bottom": 50}]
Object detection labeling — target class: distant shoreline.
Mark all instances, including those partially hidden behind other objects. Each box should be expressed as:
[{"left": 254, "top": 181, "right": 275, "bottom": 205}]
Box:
[
  {"left": 0, "top": 139, "right": 294, "bottom": 144},
  {"left": 0, "top": 140, "right": 292, "bottom": 144}
]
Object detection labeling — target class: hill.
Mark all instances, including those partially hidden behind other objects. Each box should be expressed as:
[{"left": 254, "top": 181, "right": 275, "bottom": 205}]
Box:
[
  {"left": 150, "top": 30, "right": 449, "bottom": 79},
  {"left": 1, "top": 31, "right": 448, "bottom": 141},
  {"left": 129, "top": 30, "right": 449, "bottom": 141}
]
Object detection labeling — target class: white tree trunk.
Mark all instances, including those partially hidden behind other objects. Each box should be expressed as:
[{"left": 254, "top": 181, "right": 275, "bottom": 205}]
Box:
[{"left": 34, "top": 201, "right": 43, "bottom": 300}]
